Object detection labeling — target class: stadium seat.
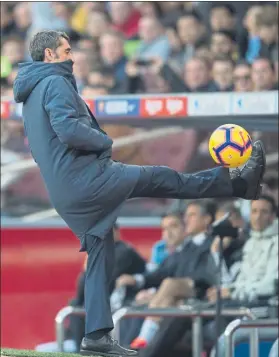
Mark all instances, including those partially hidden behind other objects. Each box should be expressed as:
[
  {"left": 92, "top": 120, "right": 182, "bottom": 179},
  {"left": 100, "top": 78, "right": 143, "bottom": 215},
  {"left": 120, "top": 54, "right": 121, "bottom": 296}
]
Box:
[
  {"left": 269, "top": 339, "right": 278, "bottom": 357},
  {"left": 210, "top": 327, "right": 279, "bottom": 357}
]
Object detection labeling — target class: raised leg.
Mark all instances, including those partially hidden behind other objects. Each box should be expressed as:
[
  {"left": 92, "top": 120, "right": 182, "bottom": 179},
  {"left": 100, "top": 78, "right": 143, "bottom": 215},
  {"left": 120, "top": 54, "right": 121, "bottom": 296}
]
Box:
[{"left": 129, "top": 166, "right": 233, "bottom": 199}]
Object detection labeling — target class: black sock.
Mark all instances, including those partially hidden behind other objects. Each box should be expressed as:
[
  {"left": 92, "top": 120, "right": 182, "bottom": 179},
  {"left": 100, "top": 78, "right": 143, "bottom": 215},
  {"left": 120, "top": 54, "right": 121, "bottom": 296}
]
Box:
[
  {"left": 86, "top": 329, "right": 107, "bottom": 340},
  {"left": 231, "top": 177, "right": 247, "bottom": 197}
]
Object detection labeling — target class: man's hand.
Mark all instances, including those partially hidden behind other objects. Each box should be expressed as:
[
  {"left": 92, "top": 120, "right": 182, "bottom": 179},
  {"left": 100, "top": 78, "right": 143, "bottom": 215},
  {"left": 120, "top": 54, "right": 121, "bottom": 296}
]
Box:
[
  {"left": 116, "top": 274, "right": 136, "bottom": 288},
  {"left": 149, "top": 57, "right": 164, "bottom": 75},
  {"left": 211, "top": 236, "right": 232, "bottom": 253},
  {"left": 125, "top": 61, "right": 140, "bottom": 77},
  {"left": 206, "top": 286, "right": 231, "bottom": 302},
  {"left": 135, "top": 289, "right": 156, "bottom": 305}
]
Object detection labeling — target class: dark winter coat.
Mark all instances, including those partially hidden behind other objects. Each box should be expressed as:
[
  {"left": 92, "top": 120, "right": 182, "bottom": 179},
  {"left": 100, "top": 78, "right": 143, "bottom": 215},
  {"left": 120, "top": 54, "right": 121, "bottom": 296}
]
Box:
[{"left": 13, "top": 60, "right": 141, "bottom": 247}]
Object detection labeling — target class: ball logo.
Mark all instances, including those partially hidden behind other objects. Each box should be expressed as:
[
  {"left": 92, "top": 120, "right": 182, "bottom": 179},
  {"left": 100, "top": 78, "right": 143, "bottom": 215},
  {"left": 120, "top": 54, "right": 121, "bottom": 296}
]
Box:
[
  {"left": 141, "top": 97, "right": 187, "bottom": 117},
  {"left": 144, "top": 100, "right": 163, "bottom": 116},
  {"left": 166, "top": 99, "right": 183, "bottom": 115}
]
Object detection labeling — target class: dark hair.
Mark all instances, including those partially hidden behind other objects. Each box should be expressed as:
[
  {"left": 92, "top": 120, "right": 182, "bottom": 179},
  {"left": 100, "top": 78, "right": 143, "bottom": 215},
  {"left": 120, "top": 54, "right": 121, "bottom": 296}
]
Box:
[
  {"left": 217, "top": 202, "right": 242, "bottom": 219},
  {"left": 253, "top": 56, "right": 275, "bottom": 71},
  {"left": 253, "top": 194, "right": 278, "bottom": 214},
  {"left": 29, "top": 30, "right": 70, "bottom": 61},
  {"left": 179, "top": 10, "right": 203, "bottom": 23},
  {"left": 212, "top": 29, "right": 236, "bottom": 42},
  {"left": 162, "top": 210, "right": 184, "bottom": 221},
  {"left": 187, "top": 199, "right": 217, "bottom": 224},
  {"left": 211, "top": 3, "right": 236, "bottom": 16}
]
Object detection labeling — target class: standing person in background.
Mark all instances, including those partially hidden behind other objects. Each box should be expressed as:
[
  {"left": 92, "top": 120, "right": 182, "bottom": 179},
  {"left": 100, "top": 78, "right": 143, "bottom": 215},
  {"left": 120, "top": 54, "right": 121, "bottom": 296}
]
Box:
[{"left": 13, "top": 31, "right": 265, "bottom": 357}]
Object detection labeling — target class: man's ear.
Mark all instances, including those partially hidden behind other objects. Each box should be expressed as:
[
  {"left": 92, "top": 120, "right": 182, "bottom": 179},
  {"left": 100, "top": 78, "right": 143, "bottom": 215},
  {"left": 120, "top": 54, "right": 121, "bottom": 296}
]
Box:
[{"left": 44, "top": 48, "right": 53, "bottom": 62}]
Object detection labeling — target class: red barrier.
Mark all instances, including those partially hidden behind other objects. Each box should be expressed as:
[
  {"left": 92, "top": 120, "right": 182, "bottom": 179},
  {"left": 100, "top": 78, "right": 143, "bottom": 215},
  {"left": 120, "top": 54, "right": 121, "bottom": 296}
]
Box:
[{"left": 1, "top": 226, "right": 160, "bottom": 349}]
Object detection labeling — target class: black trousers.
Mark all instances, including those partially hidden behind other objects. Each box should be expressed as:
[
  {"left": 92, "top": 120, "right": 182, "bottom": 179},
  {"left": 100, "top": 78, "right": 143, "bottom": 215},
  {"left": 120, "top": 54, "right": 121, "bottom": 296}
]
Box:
[{"left": 84, "top": 166, "right": 233, "bottom": 335}]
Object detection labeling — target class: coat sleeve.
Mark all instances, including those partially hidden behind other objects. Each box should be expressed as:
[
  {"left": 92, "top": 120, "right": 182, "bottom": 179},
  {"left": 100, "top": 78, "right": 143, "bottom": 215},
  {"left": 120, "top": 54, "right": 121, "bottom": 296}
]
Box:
[
  {"left": 143, "top": 254, "right": 177, "bottom": 289},
  {"left": 230, "top": 236, "right": 278, "bottom": 301},
  {"left": 160, "top": 64, "right": 188, "bottom": 93},
  {"left": 44, "top": 76, "right": 113, "bottom": 151}
]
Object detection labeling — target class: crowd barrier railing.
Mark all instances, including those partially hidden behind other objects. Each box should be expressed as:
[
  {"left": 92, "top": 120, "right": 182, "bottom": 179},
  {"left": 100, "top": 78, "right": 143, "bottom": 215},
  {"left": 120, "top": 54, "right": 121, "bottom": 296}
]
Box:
[
  {"left": 55, "top": 305, "right": 257, "bottom": 356},
  {"left": 224, "top": 318, "right": 279, "bottom": 357}
]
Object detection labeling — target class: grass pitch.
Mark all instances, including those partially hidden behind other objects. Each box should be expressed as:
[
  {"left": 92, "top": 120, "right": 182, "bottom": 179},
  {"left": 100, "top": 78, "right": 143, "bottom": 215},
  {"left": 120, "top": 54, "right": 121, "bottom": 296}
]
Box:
[{"left": 1, "top": 349, "right": 100, "bottom": 357}]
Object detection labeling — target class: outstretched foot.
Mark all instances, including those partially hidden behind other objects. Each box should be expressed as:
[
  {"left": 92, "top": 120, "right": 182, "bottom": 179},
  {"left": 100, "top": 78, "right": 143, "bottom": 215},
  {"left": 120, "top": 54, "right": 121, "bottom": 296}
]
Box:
[
  {"left": 231, "top": 140, "right": 266, "bottom": 200},
  {"left": 80, "top": 334, "right": 138, "bottom": 356}
]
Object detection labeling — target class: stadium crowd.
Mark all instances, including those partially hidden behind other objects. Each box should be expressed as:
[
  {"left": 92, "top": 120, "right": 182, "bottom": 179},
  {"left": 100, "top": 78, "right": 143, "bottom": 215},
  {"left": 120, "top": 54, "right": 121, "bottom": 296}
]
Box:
[
  {"left": 1, "top": 2, "right": 278, "bottom": 356},
  {"left": 1, "top": 1, "right": 278, "bottom": 97}
]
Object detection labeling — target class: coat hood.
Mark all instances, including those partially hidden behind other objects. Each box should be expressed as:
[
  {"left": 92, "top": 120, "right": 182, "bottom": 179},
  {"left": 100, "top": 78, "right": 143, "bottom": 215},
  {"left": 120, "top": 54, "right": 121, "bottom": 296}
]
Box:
[{"left": 13, "top": 60, "right": 77, "bottom": 103}]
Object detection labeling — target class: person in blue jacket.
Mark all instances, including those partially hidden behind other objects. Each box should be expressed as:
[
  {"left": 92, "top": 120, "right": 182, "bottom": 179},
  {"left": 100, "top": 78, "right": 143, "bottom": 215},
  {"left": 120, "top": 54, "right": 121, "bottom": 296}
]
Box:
[{"left": 13, "top": 30, "right": 266, "bottom": 357}]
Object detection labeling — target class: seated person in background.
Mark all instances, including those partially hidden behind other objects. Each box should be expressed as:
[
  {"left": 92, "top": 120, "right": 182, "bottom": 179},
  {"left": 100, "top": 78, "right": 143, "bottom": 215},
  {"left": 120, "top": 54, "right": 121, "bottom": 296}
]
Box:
[
  {"left": 207, "top": 195, "right": 278, "bottom": 305},
  {"left": 117, "top": 200, "right": 218, "bottom": 349},
  {"left": 146, "top": 212, "right": 187, "bottom": 273},
  {"left": 69, "top": 223, "right": 146, "bottom": 351},
  {"left": 137, "top": 196, "right": 278, "bottom": 357},
  {"left": 211, "top": 201, "right": 247, "bottom": 283},
  {"left": 146, "top": 239, "right": 168, "bottom": 272},
  {"left": 118, "top": 211, "right": 186, "bottom": 308}
]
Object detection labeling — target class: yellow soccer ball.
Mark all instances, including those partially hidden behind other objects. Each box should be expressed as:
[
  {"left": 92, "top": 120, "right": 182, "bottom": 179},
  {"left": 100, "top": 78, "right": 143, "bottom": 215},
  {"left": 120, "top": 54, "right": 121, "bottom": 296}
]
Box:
[{"left": 209, "top": 124, "right": 252, "bottom": 168}]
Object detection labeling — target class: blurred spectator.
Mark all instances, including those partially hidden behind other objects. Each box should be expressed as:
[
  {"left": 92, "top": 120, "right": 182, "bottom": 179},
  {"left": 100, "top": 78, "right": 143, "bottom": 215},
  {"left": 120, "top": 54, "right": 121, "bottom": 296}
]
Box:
[
  {"left": 251, "top": 56, "right": 277, "bottom": 91},
  {"left": 134, "top": 2, "right": 163, "bottom": 19},
  {"left": 1, "top": 3, "right": 16, "bottom": 39},
  {"left": 242, "top": 5, "right": 263, "bottom": 63},
  {"left": 209, "top": 3, "right": 236, "bottom": 32},
  {"left": 212, "top": 55, "right": 234, "bottom": 91},
  {"left": 5, "top": 65, "right": 19, "bottom": 87},
  {"left": 136, "top": 16, "right": 170, "bottom": 61},
  {"left": 87, "top": 67, "right": 119, "bottom": 93},
  {"left": 233, "top": 60, "right": 253, "bottom": 92},
  {"left": 99, "top": 30, "right": 128, "bottom": 83},
  {"left": 159, "top": 2, "right": 183, "bottom": 28},
  {"left": 207, "top": 195, "right": 278, "bottom": 304},
  {"left": 263, "top": 170, "right": 279, "bottom": 208},
  {"left": 157, "top": 56, "right": 217, "bottom": 93},
  {"left": 2, "top": 36, "right": 25, "bottom": 65},
  {"left": 71, "top": 2, "right": 106, "bottom": 34},
  {"left": 85, "top": 11, "right": 111, "bottom": 40},
  {"left": 256, "top": 5, "right": 278, "bottom": 61},
  {"left": 72, "top": 48, "right": 93, "bottom": 92},
  {"left": 210, "top": 30, "right": 238, "bottom": 60},
  {"left": 12, "top": 3, "right": 31, "bottom": 40},
  {"left": 29, "top": 2, "right": 70, "bottom": 32},
  {"left": 110, "top": 2, "right": 141, "bottom": 39},
  {"left": 81, "top": 85, "right": 109, "bottom": 98},
  {"left": 118, "top": 200, "right": 218, "bottom": 349},
  {"left": 171, "top": 11, "right": 206, "bottom": 68},
  {"left": 272, "top": 50, "right": 278, "bottom": 84}
]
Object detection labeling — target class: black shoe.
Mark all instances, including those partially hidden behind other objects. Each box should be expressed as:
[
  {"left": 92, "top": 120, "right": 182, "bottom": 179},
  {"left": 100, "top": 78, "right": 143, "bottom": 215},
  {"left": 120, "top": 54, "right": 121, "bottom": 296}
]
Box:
[
  {"left": 231, "top": 140, "right": 266, "bottom": 200},
  {"left": 80, "top": 334, "right": 138, "bottom": 356}
]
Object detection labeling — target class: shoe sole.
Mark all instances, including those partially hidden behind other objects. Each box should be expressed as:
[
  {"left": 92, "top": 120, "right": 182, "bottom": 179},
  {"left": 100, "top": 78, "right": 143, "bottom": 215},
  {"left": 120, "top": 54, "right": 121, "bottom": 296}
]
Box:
[
  {"left": 254, "top": 140, "right": 266, "bottom": 200},
  {"left": 80, "top": 349, "right": 139, "bottom": 357}
]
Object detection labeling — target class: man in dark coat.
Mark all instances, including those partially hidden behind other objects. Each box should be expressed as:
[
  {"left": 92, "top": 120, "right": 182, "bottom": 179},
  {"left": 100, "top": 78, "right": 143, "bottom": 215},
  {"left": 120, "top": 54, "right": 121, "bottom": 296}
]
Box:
[{"left": 13, "top": 30, "right": 266, "bottom": 357}]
